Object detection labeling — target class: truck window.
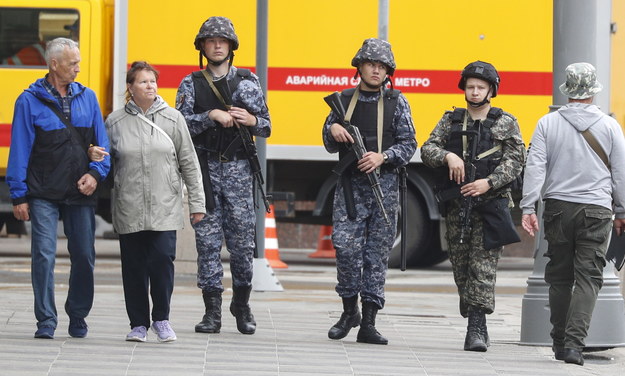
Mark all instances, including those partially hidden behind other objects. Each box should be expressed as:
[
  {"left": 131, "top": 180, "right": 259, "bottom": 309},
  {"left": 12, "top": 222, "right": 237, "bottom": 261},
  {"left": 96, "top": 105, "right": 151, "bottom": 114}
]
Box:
[{"left": 0, "top": 8, "right": 78, "bottom": 67}]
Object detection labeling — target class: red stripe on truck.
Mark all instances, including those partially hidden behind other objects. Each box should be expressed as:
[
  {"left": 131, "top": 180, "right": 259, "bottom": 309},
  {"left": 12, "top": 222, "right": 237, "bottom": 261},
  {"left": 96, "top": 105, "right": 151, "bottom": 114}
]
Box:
[
  {"left": 153, "top": 65, "right": 552, "bottom": 96},
  {"left": 0, "top": 124, "right": 10, "bottom": 147}
]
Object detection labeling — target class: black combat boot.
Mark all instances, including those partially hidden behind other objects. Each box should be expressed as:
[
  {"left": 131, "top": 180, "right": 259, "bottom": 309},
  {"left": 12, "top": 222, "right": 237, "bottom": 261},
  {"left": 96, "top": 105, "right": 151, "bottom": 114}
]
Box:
[
  {"left": 464, "top": 309, "right": 487, "bottom": 352},
  {"left": 356, "top": 302, "right": 388, "bottom": 345},
  {"left": 328, "top": 295, "right": 361, "bottom": 340},
  {"left": 195, "top": 291, "right": 222, "bottom": 333},
  {"left": 479, "top": 311, "right": 490, "bottom": 347},
  {"left": 229, "top": 286, "right": 256, "bottom": 335}
]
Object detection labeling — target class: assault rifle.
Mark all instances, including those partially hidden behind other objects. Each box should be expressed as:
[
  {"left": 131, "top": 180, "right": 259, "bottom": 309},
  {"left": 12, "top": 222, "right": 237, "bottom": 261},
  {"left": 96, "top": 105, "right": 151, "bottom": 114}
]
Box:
[
  {"left": 237, "top": 124, "right": 271, "bottom": 213},
  {"left": 457, "top": 130, "right": 479, "bottom": 244},
  {"left": 220, "top": 80, "right": 271, "bottom": 213},
  {"left": 433, "top": 129, "right": 479, "bottom": 244},
  {"left": 324, "top": 92, "right": 390, "bottom": 224}
]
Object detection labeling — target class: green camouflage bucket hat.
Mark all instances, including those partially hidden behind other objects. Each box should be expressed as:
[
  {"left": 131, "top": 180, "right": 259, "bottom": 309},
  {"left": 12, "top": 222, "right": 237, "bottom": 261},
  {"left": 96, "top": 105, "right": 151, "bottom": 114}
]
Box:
[{"left": 559, "top": 62, "right": 603, "bottom": 99}]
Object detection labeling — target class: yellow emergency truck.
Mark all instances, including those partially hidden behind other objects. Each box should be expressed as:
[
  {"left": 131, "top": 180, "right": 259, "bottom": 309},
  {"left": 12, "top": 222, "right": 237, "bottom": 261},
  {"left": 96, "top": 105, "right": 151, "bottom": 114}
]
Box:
[{"left": 0, "top": 0, "right": 622, "bottom": 266}]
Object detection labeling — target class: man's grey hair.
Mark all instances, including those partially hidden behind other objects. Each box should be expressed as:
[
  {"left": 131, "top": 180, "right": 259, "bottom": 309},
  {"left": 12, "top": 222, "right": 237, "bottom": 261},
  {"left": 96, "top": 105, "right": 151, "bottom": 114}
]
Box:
[{"left": 45, "top": 37, "right": 79, "bottom": 66}]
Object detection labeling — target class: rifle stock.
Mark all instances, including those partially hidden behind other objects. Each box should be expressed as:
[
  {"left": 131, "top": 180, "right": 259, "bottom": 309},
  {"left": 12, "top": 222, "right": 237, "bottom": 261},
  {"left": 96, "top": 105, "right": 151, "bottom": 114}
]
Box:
[{"left": 324, "top": 92, "right": 390, "bottom": 224}]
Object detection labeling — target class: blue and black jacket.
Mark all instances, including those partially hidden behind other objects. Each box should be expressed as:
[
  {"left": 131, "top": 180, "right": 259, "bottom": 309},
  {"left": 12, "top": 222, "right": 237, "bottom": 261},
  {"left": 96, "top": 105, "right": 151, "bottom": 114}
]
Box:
[{"left": 6, "top": 78, "right": 110, "bottom": 206}]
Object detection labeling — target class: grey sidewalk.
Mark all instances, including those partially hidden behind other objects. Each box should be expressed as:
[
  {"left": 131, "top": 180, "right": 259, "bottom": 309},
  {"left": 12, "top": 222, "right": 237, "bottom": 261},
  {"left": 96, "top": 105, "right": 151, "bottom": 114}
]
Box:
[{"left": 0, "top": 238, "right": 624, "bottom": 375}]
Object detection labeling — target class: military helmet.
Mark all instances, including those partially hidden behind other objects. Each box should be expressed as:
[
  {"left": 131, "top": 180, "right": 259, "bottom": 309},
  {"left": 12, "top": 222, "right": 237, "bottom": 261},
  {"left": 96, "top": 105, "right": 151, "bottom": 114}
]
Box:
[
  {"left": 351, "top": 38, "right": 396, "bottom": 76},
  {"left": 458, "top": 61, "right": 500, "bottom": 97},
  {"left": 194, "top": 16, "right": 239, "bottom": 51}
]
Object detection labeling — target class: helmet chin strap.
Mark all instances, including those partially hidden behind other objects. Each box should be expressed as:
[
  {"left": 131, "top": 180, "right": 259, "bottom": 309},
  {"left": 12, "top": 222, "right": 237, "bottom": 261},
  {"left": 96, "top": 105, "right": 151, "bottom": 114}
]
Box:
[
  {"left": 466, "top": 95, "right": 490, "bottom": 108},
  {"left": 465, "top": 86, "right": 492, "bottom": 108}
]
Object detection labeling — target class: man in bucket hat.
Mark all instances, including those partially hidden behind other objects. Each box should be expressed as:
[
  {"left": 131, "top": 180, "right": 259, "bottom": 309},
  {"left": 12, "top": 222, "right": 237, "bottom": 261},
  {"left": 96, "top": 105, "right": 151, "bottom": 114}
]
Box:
[
  {"left": 520, "top": 62, "right": 625, "bottom": 366},
  {"left": 322, "top": 38, "right": 416, "bottom": 345},
  {"left": 176, "top": 16, "right": 271, "bottom": 336}
]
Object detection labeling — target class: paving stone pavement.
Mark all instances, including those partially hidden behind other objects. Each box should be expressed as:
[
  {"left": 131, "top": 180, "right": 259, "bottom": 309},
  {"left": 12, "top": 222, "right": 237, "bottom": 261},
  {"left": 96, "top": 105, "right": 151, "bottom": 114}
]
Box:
[{"left": 0, "top": 238, "right": 624, "bottom": 375}]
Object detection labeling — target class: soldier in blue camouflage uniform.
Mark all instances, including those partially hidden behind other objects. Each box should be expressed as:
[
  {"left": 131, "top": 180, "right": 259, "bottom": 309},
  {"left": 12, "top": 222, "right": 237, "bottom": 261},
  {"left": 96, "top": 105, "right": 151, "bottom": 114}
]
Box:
[
  {"left": 421, "top": 61, "right": 525, "bottom": 352},
  {"left": 176, "top": 16, "right": 270, "bottom": 336},
  {"left": 323, "top": 38, "right": 416, "bottom": 345}
]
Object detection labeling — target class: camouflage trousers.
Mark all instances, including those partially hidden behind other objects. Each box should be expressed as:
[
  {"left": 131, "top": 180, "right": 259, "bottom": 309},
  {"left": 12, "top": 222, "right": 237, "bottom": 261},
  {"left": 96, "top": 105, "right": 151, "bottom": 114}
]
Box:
[
  {"left": 445, "top": 200, "right": 502, "bottom": 317},
  {"left": 192, "top": 159, "right": 256, "bottom": 293},
  {"left": 543, "top": 199, "right": 611, "bottom": 350},
  {"left": 332, "top": 171, "right": 399, "bottom": 309}
]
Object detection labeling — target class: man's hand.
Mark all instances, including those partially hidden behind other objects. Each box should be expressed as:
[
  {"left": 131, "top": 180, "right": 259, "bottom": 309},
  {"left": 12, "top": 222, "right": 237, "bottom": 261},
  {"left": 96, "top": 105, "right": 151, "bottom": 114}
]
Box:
[
  {"left": 13, "top": 203, "right": 29, "bottom": 221},
  {"left": 77, "top": 174, "right": 98, "bottom": 196},
  {"left": 87, "top": 146, "right": 109, "bottom": 162},
  {"left": 209, "top": 109, "right": 235, "bottom": 128},
  {"left": 460, "top": 178, "right": 490, "bottom": 197},
  {"left": 522, "top": 213, "right": 539, "bottom": 237},
  {"left": 357, "top": 151, "right": 385, "bottom": 174},
  {"left": 614, "top": 218, "right": 625, "bottom": 237},
  {"left": 444, "top": 153, "right": 465, "bottom": 184},
  {"left": 228, "top": 106, "right": 256, "bottom": 127},
  {"left": 190, "top": 212, "right": 205, "bottom": 225},
  {"left": 329, "top": 123, "right": 354, "bottom": 144}
]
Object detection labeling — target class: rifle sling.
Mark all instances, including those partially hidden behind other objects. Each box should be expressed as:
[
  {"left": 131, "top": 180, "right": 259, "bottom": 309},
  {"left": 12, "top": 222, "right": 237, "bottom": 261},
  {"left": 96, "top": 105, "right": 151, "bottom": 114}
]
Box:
[
  {"left": 200, "top": 69, "right": 248, "bottom": 161},
  {"left": 461, "top": 110, "right": 502, "bottom": 161},
  {"left": 344, "top": 86, "right": 385, "bottom": 161}
]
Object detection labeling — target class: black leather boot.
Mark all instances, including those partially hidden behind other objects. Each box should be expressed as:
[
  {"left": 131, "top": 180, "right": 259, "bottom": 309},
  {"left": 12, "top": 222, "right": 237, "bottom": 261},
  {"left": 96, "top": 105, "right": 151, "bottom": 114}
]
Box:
[
  {"left": 464, "top": 309, "right": 487, "bottom": 352},
  {"left": 479, "top": 311, "right": 490, "bottom": 347},
  {"left": 328, "top": 296, "right": 361, "bottom": 340},
  {"left": 229, "top": 286, "right": 256, "bottom": 335},
  {"left": 195, "top": 291, "right": 222, "bottom": 333},
  {"left": 356, "top": 302, "right": 388, "bottom": 345}
]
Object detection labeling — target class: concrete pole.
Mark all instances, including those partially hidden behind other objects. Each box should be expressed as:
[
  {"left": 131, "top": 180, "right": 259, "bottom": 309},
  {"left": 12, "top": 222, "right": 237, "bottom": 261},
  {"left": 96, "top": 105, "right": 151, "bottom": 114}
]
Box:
[
  {"left": 252, "top": 0, "right": 282, "bottom": 291},
  {"left": 378, "top": 0, "right": 389, "bottom": 41},
  {"left": 520, "top": 0, "right": 625, "bottom": 347}
]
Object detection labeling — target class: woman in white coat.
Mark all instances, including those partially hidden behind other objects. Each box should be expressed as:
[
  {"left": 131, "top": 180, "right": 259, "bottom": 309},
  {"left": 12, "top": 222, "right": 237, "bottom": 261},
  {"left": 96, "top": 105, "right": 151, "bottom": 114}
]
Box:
[{"left": 104, "top": 61, "right": 205, "bottom": 342}]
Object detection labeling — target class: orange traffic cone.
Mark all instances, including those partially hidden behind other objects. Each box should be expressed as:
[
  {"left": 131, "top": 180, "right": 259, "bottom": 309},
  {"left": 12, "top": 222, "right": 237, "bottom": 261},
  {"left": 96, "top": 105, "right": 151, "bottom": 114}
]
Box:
[
  {"left": 308, "top": 225, "right": 336, "bottom": 258},
  {"left": 264, "top": 205, "right": 288, "bottom": 268}
]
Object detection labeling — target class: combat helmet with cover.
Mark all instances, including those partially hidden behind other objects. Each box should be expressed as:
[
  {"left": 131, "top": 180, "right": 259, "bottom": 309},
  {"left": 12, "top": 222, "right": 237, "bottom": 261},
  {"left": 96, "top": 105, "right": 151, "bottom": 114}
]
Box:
[
  {"left": 351, "top": 38, "right": 396, "bottom": 76},
  {"left": 458, "top": 60, "right": 500, "bottom": 97},
  {"left": 194, "top": 16, "right": 239, "bottom": 51},
  {"left": 194, "top": 16, "right": 238, "bottom": 68}
]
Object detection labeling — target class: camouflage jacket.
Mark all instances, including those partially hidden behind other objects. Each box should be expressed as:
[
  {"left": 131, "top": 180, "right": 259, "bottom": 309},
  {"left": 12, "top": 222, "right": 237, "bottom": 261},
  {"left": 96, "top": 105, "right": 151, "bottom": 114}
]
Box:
[
  {"left": 175, "top": 66, "right": 271, "bottom": 139},
  {"left": 421, "top": 108, "right": 526, "bottom": 195},
  {"left": 322, "top": 89, "right": 417, "bottom": 166}
]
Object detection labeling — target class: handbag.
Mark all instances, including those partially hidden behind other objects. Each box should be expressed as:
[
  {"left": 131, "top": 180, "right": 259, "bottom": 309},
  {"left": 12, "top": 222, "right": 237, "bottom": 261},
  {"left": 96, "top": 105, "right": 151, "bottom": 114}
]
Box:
[{"left": 606, "top": 230, "right": 625, "bottom": 271}]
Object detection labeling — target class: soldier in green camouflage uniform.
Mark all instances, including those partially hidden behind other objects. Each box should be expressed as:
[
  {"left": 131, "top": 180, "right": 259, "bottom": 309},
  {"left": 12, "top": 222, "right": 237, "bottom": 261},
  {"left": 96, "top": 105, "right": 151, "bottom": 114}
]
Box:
[{"left": 421, "top": 61, "right": 525, "bottom": 352}]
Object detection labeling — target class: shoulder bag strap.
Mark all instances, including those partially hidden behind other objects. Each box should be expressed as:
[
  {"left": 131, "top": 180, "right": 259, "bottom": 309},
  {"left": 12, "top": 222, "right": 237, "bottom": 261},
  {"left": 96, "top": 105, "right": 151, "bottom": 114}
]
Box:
[
  {"left": 37, "top": 98, "right": 88, "bottom": 148},
  {"left": 136, "top": 112, "right": 176, "bottom": 153},
  {"left": 581, "top": 129, "right": 610, "bottom": 170}
]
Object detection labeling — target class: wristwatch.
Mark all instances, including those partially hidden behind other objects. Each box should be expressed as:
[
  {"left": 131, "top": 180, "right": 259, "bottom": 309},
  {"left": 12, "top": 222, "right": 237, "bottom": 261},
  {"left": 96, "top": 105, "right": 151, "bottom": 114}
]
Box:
[
  {"left": 382, "top": 152, "right": 389, "bottom": 164},
  {"left": 486, "top": 178, "right": 494, "bottom": 188}
]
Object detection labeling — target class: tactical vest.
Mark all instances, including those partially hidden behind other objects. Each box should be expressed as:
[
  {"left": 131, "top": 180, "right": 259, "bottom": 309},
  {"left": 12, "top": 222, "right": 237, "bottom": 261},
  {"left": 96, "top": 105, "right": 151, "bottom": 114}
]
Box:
[
  {"left": 445, "top": 107, "right": 503, "bottom": 180},
  {"left": 337, "top": 88, "right": 399, "bottom": 163},
  {"left": 191, "top": 68, "right": 251, "bottom": 154}
]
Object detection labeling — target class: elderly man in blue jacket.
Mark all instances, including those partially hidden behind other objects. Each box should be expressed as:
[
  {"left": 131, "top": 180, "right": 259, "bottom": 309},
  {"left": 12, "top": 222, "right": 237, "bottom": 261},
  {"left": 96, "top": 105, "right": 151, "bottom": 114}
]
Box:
[{"left": 6, "top": 37, "right": 110, "bottom": 340}]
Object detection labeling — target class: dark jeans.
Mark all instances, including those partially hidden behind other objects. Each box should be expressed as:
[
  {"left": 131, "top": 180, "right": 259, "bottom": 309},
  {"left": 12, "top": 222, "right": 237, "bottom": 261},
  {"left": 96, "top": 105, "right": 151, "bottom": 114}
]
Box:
[
  {"left": 119, "top": 231, "right": 176, "bottom": 328},
  {"left": 29, "top": 198, "right": 96, "bottom": 329},
  {"left": 543, "top": 199, "right": 611, "bottom": 350}
]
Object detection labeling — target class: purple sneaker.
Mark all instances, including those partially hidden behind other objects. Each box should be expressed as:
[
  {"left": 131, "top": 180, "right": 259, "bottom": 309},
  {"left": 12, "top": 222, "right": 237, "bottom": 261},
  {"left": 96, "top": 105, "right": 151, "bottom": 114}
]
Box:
[
  {"left": 151, "top": 320, "right": 176, "bottom": 342},
  {"left": 126, "top": 326, "right": 147, "bottom": 342}
]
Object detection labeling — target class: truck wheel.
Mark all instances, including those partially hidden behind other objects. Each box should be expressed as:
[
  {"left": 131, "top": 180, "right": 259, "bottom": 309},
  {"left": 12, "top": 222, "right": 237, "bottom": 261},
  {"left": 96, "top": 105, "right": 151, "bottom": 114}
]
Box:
[{"left": 388, "top": 188, "right": 437, "bottom": 268}]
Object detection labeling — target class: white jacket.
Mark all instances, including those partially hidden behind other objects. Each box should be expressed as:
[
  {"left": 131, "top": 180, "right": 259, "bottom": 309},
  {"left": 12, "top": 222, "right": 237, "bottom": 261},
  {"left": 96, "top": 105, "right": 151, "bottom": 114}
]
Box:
[
  {"left": 520, "top": 102, "right": 625, "bottom": 218},
  {"left": 105, "top": 96, "right": 205, "bottom": 234}
]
